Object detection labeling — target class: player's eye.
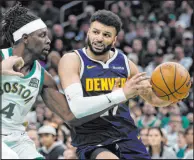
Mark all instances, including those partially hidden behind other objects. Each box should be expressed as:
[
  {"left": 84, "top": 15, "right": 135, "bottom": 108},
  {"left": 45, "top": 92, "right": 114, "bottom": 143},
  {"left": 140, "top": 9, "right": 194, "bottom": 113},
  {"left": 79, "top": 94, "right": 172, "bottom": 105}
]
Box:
[
  {"left": 104, "top": 34, "right": 111, "bottom": 38},
  {"left": 40, "top": 33, "right": 46, "bottom": 37},
  {"left": 93, "top": 30, "right": 98, "bottom": 34}
]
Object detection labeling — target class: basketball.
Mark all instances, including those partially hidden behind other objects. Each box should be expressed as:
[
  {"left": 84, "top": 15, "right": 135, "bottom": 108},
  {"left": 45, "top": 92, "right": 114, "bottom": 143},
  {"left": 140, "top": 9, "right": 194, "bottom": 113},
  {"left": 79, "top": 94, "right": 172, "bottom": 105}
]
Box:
[{"left": 151, "top": 62, "right": 191, "bottom": 102}]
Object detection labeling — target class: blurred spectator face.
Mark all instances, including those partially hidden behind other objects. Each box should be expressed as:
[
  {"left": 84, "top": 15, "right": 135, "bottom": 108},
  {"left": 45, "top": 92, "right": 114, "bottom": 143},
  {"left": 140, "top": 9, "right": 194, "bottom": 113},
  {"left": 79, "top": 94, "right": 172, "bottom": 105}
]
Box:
[
  {"left": 185, "top": 127, "right": 193, "bottom": 145},
  {"left": 53, "top": 24, "right": 64, "bottom": 37},
  {"left": 142, "top": 103, "right": 156, "bottom": 116},
  {"left": 169, "top": 115, "right": 182, "bottom": 132},
  {"left": 111, "top": 4, "right": 119, "bottom": 14},
  {"left": 40, "top": 133, "right": 56, "bottom": 148},
  {"left": 174, "top": 46, "right": 184, "bottom": 60},
  {"left": 159, "top": 107, "right": 169, "bottom": 116},
  {"left": 175, "top": 21, "right": 186, "bottom": 34},
  {"left": 36, "top": 104, "right": 45, "bottom": 122},
  {"left": 44, "top": 0, "right": 53, "bottom": 8},
  {"left": 68, "top": 15, "right": 77, "bottom": 27},
  {"left": 132, "top": 39, "right": 142, "bottom": 53},
  {"left": 44, "top": 108, "right": 53, "bottom": 120},
  {"left": 136, "top": 23, "right": 145, "bottom": 37},
  {"left": 154, "top": 54, "right": 163, "bottom": 66},
  {"left": 168, "top": 104, "right": 180, "bottom": 115},
  {"left": 140, "top": 128, "right": 149, "bottom": 146},
  {"left": 64, "top": 149, "right": 77, "bottom": 159},
  {"left": 84, "top": 5, "right": 95, "bottom": 16},
  {"left": 57, "top": 129, "right": 64, "bottom": 143},
  {"left": 27, "top": 130, "right": 40, "bottom": 148},
  {"left": 187, "top": 113, "right": 193, "bottom": 125},
  {"left": 147, "top": 39, "right": 157, "bottom": 54},
  {"left": 178, "top": 132, "right": 187, "bottom": 148},
  {"left": 163, "top": 1, "right": 175, "bottom": 10},
  {"left": 148, "top": 128, "right": 164, "bottom": 146},
  {"left": 117, "top": 30, "right": 125, "bottom": 42},
  {"left": 54, "top": 39, "right": 64, "bottom": 51},
  {"left": 182, "top": 32, "right": 193, "bottom": 47}
]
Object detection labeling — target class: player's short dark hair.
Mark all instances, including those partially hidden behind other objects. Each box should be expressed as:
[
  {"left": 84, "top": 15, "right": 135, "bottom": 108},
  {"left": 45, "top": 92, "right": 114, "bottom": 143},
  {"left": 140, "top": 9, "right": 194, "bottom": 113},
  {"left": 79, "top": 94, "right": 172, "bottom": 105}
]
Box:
[
  {"left": 90, "top": 10, "right": 122, "bottom": 35},
  {"left": 1, "top": 2, "right": 39, "bottom": 44}
]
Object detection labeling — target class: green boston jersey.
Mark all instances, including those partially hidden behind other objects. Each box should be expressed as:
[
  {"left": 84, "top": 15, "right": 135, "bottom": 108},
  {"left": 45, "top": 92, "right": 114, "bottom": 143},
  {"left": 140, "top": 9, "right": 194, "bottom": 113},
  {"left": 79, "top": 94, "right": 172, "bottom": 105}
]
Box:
[{"left": 0, "top": 48, "right": 44, "bottom": 133}]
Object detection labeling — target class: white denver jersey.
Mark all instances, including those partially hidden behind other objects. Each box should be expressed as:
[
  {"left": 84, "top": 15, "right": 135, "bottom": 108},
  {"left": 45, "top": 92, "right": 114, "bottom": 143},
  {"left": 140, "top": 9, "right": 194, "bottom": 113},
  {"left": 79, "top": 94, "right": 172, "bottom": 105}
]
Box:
[{"left": 0, "top": 48, "right": 44, "bottom": 133}]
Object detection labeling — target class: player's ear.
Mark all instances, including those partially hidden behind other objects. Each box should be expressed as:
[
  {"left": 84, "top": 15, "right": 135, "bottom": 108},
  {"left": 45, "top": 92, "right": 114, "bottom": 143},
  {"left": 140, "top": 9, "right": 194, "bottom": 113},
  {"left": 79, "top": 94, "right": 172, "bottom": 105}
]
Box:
[
  {"left": 22, "top": 34, "right": 29, "bottom": 44},
  {"left": 112, "top": 36, "right": 117, "bottom": 47}
]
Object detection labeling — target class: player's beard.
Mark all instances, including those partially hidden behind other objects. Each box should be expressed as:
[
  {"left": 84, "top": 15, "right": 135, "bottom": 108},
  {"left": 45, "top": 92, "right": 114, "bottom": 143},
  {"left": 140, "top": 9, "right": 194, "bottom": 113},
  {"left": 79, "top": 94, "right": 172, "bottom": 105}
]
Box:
[{"left": 87, "top": 37, "right": 112, "bottom": 56}]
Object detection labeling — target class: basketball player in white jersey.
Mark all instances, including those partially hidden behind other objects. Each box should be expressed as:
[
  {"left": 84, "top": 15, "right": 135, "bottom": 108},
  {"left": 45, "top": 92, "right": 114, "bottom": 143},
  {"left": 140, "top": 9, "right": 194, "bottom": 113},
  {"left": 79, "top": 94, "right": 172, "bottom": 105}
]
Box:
[{"left": 0, "top": 3, "right": 75, "bottom": 159}]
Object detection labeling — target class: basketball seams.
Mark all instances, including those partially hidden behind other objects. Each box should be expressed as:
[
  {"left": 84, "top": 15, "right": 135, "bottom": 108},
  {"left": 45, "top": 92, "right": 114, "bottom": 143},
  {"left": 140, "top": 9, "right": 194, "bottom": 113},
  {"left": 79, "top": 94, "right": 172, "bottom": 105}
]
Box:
[
  {"left": 160, "top": 66, "right": 178, "bottom": 99},
  {"left": 151, "top": 79, "right": 169, "bottom": 100}
]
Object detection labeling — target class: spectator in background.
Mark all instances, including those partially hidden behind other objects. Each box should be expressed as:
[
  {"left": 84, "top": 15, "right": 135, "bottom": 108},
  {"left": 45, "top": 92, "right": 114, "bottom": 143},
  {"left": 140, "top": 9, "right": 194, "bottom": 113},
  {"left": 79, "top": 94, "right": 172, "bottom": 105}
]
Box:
[
  {"left": 131, "top": 38, "right": 144, "bottom": 66},
  {"left": 64, "top": 15, "right": 79, "bottom": 50},
  {"left": 183, "top": 126, "right": 193, "bottom": 159},
  {"left": 82, "top": 5, "right": 95, "bottom": 24},
  {"left": 165, "top": 114, "right": 184, "bottom": 147},
  {"left": 147, "top": 127, "right": 177, "bottom": 159},
  {"left": 143, "top": 39, "right": 158, "bottom": 67},
  {"left": 178, "top": 1, "right": 193, "bottom": 28},
  {"left": 174, "top": 131, "right": 187, "bottom": 159},
  {"left": 27, "top": 129, "right": 40, "bottom": 149},
  {"left": 39, "top": 0, "right": 59, "bottom": 27},
  {"left": 182, "top": 31, "right": 193, "bottom": 57},
  {"left": 115, "top": 29, "right": 128, "bottom": 52},
  {"left": 38, "top": 125, "right": 65, "bottom": 159},
  {"left": 139, "top": 128, "right": 149, "bottom": 149},
  {"left": 174, "top": 45, "right": 193, "bottom": 70},
  {"left": 145, "top": 49, "right": 164, "bottom": 76},
  {"left": 137, "top": 102, "right": 161, "bottom": 128}
]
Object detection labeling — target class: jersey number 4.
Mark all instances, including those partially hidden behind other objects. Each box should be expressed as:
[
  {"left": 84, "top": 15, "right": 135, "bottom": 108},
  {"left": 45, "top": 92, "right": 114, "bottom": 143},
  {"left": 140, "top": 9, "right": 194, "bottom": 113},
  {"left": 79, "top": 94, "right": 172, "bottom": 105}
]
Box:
[{"left": 0, "top": 103, "right": 15, "bottom": 119}]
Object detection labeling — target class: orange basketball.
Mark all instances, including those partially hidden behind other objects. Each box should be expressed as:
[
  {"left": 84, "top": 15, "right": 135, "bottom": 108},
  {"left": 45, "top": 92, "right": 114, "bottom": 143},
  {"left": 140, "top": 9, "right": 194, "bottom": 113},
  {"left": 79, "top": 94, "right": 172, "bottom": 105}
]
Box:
[{"left": 151, "top": 62, "right": 191, "bottom": 103}]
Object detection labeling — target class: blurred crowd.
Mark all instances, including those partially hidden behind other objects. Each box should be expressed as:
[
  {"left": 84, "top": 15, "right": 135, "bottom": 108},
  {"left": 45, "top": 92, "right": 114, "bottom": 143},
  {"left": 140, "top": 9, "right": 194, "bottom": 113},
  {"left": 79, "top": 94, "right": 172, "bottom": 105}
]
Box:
[{"left": 1, "top": 0, "right": 193, "bottom": 159}]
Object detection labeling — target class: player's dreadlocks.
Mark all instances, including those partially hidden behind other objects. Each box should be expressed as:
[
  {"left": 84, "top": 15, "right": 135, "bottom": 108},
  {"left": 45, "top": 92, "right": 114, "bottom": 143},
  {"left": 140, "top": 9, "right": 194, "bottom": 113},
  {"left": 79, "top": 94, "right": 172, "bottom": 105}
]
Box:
[{"left": 1, "top": 2, "right": 38, "bottom": 44}]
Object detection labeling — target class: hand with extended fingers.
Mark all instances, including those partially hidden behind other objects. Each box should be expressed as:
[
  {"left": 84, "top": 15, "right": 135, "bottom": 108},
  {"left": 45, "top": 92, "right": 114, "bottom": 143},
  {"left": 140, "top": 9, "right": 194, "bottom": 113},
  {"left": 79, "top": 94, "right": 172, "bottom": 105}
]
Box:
[{"left": 123, "top": 72, "right": 152, "bottom": 99}]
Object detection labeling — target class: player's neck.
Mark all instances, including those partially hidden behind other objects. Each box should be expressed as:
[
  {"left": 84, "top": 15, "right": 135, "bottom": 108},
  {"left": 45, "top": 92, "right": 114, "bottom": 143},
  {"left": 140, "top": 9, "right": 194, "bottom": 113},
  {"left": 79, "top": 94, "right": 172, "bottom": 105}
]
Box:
[
  {"left": 86, "top": 47, "right": 112, "bottom": 63},
  {"left": 13, "top": 45, "right": 34, "bottom": 66}
]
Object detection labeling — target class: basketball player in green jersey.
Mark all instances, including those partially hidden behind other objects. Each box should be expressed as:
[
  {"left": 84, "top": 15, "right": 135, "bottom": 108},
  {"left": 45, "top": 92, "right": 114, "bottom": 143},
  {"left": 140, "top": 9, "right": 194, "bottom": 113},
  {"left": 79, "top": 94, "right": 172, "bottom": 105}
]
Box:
[{"left": 0, "top": 3, "right": 74, "bottom": 159}]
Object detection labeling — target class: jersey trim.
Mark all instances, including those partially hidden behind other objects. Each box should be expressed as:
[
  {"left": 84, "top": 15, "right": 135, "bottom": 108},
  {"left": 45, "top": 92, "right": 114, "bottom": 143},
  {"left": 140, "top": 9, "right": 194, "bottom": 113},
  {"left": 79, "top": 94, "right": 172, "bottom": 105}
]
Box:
[
  {"left": 0, "top": 50, "right": 5, "bottom": 59},
  {"left": 123, "top": 54, "right": 130, "bottom": 77},
  {"left": 8, "top": 48, "right": 13, "bottom": 57},
  {"left": 74, "top": 50, "right": 84, "bottom": 78},
  {"left": 82, "top": 47, "right": 118, "bottom": 69},
  {"left": 20, "top": 61, "right": 36, "bottom": 79},
  {"left": 39, "top": 67, "right": 45, "bottom": 94}
]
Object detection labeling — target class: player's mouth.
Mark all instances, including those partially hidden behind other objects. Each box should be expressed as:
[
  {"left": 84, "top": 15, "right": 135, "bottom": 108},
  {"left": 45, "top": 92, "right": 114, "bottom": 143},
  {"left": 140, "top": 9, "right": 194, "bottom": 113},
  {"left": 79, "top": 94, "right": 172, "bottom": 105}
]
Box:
[
  {"left": 43, "top": 47, "right": 50, "bottom": 54},
  {"left": 93, "top": 43, "right": 104, "bottom": 50}
]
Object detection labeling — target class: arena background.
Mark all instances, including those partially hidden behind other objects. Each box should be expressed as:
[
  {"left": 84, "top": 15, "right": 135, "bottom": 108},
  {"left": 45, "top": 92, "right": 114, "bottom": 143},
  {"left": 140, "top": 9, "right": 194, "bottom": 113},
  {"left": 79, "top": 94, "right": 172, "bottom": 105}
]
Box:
[{"left": 1, "top": 0, "right": 193, "bottom": 159}]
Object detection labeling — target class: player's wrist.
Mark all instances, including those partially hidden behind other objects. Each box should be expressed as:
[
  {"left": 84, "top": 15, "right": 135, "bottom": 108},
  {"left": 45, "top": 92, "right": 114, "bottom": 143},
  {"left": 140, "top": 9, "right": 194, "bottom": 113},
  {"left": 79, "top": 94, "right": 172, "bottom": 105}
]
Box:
[{"left": 108, "top": 88, "right": 127, "bottom": 104}]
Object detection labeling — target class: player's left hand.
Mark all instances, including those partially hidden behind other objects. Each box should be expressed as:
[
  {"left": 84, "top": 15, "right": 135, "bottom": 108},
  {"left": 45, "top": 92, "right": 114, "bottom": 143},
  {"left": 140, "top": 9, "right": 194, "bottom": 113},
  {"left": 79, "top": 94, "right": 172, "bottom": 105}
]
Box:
[{"left": 1, "top": 56, "right": 24, "bottom": 77}]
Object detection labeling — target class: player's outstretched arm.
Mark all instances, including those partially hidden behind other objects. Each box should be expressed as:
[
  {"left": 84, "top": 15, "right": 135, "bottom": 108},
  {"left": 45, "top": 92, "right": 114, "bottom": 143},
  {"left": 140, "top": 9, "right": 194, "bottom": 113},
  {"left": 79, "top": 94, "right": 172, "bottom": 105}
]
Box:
[
  {"left": 128, "top": 60, "right": 172, "bottom": 107},
  {"left": 40, "top": 70, "right": 75, "bottom": 122},
  {"left": 58, "top": 52, "right": 150, "bottom": 120}
]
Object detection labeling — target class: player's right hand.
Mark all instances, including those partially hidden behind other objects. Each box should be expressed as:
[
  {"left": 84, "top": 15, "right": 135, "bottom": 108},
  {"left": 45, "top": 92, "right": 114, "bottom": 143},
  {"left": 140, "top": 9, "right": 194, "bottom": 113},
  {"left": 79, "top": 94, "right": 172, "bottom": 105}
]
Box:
[
  {"left": 1, "top": 56, "right": 24, "bottom": 77},
  {"left": 123, "top": 72, "right": 152, "bottom": 99}
]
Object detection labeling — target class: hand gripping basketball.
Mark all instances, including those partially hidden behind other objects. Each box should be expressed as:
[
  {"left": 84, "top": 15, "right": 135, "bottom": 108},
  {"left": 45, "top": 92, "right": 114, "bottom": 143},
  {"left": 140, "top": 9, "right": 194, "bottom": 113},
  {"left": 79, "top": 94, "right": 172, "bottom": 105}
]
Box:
[{"left": 123, "top": 72, "right": 152, "bottom": 99}]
